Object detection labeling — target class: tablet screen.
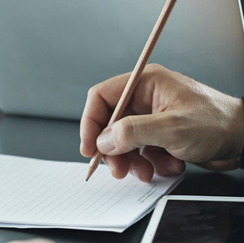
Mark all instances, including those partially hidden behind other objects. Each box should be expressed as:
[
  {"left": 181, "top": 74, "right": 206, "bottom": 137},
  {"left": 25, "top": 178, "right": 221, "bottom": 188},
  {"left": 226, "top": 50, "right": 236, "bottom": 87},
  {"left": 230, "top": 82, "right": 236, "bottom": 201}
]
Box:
[
  {"left": 153, "top": 200, "right": 244, "bottom": 243},
  {"left": 241, "top": 0, "right": 244, "bottom": 17}
]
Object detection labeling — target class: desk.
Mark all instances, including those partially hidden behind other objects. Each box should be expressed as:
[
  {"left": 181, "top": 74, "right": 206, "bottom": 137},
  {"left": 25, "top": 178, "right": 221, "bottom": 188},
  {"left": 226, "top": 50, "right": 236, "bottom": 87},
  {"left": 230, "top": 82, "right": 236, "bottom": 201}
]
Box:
[{"left": 0, "top": 115, "right": 244, "bottom": 243}]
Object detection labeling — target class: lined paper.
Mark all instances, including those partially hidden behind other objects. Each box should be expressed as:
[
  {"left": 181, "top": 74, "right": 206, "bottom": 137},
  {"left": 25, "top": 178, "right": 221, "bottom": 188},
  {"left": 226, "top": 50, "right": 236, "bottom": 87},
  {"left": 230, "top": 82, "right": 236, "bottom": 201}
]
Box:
[{"left": 0, "top": 154, "right": 183, "bottom": 232}]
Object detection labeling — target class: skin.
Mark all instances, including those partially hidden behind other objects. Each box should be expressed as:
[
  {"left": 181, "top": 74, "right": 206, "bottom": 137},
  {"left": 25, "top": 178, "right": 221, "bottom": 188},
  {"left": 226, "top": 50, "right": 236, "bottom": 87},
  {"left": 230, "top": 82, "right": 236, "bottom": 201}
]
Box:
[{"left": 80, "top": 64, "right": 244, "bottom": 182}]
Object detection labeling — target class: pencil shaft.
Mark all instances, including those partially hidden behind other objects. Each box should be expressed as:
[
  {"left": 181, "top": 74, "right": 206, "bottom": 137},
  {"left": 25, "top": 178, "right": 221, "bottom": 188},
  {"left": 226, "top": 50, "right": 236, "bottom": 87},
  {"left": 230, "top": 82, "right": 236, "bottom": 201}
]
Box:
[
  {"left": 109, "top": 0, "right": 176, "bottom": 124},
  {"left": 86, "top": 0, "right": 176, "bottom": 181}
]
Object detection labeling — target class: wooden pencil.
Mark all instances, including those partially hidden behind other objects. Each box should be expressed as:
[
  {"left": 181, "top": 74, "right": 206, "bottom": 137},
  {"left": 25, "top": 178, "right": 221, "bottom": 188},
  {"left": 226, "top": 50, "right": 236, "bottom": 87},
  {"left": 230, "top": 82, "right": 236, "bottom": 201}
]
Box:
[{"left": 86, "top": 0, "right": 177, "bottom": 181}]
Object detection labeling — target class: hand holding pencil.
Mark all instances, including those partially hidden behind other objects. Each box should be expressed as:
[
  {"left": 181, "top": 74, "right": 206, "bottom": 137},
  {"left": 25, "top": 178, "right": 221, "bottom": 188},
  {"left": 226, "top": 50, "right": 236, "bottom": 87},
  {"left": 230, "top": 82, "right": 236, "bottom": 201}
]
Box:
[
  {"left": 82, "top": 0, "right": 177, "bottom": 181},
  {"left": 80, "top": 0, "right": 244, "bottom": 181}
]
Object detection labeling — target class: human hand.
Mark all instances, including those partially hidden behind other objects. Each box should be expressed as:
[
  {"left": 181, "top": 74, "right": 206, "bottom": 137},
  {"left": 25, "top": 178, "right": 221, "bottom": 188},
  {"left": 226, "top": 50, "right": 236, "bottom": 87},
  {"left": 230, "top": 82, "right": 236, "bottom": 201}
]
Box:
[{"left": 80, "top": 64, "right": 244, "bottom": 182}]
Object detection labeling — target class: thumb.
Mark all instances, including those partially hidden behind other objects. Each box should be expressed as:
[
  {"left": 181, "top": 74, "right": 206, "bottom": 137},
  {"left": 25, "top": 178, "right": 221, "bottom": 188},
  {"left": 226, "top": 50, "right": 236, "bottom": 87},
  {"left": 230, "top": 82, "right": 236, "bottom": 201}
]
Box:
[{"left": 96, "top": 113, "right": 172, "bottom": 156}]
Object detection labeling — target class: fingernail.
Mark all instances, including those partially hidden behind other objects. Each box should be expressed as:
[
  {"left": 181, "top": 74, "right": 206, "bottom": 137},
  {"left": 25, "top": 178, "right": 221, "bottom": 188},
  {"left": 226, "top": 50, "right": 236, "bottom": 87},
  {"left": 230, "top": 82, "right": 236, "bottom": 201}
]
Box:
[
  {"left": 97, "top": 129, "right": 116, "bottom": 154},
  {"left": 167, "top": 163, "right": 180, "bottom": 175},
  {"left": 131, "top": 168, "right": 140, "bottom": 180}
]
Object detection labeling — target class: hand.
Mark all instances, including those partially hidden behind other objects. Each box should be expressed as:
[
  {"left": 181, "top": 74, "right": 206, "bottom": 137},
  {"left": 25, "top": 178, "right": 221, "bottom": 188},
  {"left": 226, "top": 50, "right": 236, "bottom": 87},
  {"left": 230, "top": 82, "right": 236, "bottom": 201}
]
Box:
[{"left": 80, "top": 64, "right": 244, "bottom": 182}]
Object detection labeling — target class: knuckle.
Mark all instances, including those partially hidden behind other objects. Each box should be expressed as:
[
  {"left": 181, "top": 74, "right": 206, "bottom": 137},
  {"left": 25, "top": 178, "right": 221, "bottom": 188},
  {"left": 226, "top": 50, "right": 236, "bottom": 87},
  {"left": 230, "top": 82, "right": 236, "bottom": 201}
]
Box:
[
  {"left": 165, "top": 112, "right": 186, "bottom": 136},
  {"left": 169, "top": 112, "right": 185, "bottom": 126},
  {"left": 147, "top": 63, "right": 161, "bottom": 70},
  {"left": 173, "top": 71, "right": 182, "bottom": 76},
  {"left": 87, "top": 84, "right": 100, "bottom": 98},
  {"left": 117, "top": 117, "right": 135, "bottom": 146}
]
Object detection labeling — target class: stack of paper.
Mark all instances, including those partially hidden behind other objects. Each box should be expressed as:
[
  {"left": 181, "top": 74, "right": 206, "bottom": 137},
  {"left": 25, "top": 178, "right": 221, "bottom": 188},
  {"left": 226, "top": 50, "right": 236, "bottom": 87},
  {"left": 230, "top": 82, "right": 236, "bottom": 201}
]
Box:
[{"left": 0, "top": 154, "right": 183, "bottom": 232}]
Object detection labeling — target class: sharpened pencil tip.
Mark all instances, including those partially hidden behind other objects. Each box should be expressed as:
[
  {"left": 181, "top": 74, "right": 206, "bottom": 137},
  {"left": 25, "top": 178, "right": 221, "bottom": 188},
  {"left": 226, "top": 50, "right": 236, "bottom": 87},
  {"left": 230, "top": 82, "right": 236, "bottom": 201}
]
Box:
[{"left": 86, "top": 165, "right": 97, "bottom": 182}]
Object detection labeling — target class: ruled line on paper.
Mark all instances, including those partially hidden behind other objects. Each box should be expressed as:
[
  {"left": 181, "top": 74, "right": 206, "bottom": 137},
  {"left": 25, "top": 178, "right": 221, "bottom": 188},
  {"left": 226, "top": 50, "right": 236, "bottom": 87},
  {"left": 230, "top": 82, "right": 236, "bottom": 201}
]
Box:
[
  {"left": 69, "top": 180, "right": 122, "bottom": 220},
  {"left": 92, "top": 179, "right": 140, "bottom": 220},
  {"left": 91, "top": 178, "right": 139, "bottom": 219},
  {"left": 0, "top": 167, "right": 63, "bottom": 214},
  {"left": 0, "top": 161, "right": 23, "bottom": 180},
  {"left": 44, "top": 174, "right": 108, "bottom": 219},
  {"left": 55, "top": 173, "right": 110, "bottom": 219},
  {"left": 6, "top": 165, "right": 72, "bottom": 218},
  {"left": 30, "top": 169, "right": 92, "bottom": 219},
  {"left": 0, "top": 154, "right": 183, "bottom": 232},
  {"left": 73, "top": 177, "right": 134, "bottom": 221},
  {"left": 0, "top": 162, "right": 37, "bottom": 202},
  {"left": 18, "top": 165, "right": 81, "bottom": 218}
]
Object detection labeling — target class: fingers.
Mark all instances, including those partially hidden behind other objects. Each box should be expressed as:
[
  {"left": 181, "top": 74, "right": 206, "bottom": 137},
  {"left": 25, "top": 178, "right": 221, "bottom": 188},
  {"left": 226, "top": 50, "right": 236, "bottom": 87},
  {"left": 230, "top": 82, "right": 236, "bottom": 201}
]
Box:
[
  {"left": 80, "top": 73, "right": 131, "bottom": 157},
  {"left": 103, "top": 146, "right": 184, "bottom": 183},
  {"left": 80, "top": 64, "right": 162, "bottom": 158},
  {"left": 103, "top": 154, "right": 130, "bottom": 180},
  {"left": 103, "top": 149, "right": 153, "bottom": 182},
  {"left": 97, "top": 112, "right": 177, "bottom": 156},
  {"left": 140, "top": 146, "right": 185, "bottom": 176},
  {"left": 80, "top": 117, "right": 104, "bottom": 157},
  {"left": 127, "top": 149, "right": 154, "bottom": 182}
]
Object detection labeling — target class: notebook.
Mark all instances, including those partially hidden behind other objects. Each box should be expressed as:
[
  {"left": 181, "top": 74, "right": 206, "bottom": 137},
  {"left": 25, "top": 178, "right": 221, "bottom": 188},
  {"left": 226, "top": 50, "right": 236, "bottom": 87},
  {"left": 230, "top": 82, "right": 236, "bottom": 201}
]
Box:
[{"left": 0, "top": 154, "right": 184, "bottom": 233}]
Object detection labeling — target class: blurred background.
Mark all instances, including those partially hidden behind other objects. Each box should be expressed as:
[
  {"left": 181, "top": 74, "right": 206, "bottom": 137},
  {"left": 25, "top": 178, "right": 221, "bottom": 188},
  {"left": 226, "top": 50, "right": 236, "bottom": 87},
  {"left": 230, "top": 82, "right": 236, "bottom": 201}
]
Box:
[
  {"left": 0, "top": 0, "right": 243, "bottom": 120},
  {"left": 0, "top": 0, "right": 243, "bottom": 162}
]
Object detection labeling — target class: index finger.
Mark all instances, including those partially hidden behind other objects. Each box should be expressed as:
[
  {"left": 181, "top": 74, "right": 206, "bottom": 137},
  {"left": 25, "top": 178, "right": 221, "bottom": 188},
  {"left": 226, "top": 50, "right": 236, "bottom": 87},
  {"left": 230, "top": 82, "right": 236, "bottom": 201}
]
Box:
[{"left": 80, "top": 72, "right": 131, "bottom": 157}]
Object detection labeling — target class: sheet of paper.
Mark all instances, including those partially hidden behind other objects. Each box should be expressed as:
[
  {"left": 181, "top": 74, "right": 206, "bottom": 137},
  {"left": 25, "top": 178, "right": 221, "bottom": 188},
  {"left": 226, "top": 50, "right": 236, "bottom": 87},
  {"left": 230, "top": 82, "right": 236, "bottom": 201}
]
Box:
[{"left": 0, "top": 154, "right": 184, "bottom": 232}]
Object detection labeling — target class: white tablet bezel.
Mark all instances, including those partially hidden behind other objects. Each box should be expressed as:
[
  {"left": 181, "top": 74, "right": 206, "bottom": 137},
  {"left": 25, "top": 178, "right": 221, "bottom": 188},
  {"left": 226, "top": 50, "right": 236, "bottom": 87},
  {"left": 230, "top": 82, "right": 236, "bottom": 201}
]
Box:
[{"left": 141, "top": 195, "right": 244, "bottom": 243}]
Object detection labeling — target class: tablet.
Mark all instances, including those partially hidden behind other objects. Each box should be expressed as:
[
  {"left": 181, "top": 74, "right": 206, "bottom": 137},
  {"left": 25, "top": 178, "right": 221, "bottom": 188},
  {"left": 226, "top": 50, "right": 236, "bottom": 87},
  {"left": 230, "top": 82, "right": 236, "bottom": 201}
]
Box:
[{"left": 141, "top": 195, "right": 244, "bottom": 243}]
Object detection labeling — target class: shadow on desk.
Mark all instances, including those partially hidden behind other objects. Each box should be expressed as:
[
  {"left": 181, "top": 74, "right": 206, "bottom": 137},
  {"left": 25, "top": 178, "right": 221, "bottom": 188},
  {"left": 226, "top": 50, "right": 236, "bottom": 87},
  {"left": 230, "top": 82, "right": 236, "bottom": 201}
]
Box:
[{"left": 0, "top": 115, "right": 244, "bottom": 243}]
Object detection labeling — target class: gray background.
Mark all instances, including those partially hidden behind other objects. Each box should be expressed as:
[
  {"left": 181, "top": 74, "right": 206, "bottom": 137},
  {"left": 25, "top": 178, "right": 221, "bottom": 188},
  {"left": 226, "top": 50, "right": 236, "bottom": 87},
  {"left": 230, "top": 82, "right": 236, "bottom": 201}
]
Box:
[{"left": 0, "top": 0, "right": 243, "bottom": 120}]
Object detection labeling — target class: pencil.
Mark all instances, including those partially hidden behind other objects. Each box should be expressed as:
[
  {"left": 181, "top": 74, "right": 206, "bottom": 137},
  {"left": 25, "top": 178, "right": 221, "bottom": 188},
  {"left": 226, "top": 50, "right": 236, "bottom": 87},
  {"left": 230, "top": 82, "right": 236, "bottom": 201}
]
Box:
[{"left": 86, "top": 0, "right": 177, "bottom": 181}]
